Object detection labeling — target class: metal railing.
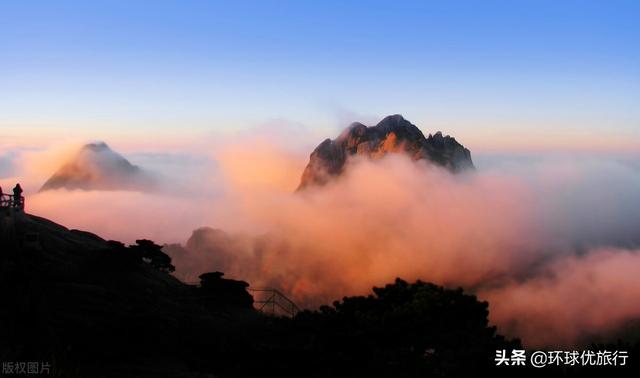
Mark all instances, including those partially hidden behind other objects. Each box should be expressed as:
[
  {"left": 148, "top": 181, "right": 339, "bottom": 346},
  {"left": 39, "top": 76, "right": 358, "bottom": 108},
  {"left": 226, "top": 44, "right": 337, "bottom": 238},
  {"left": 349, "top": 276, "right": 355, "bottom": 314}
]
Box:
[
  {"left": 0, "top": 193, "right": 24, "bottom": 210},
  {"left": 249, "top": 287, "right": 301, "bottom": 318},
  {"left": 182, "top": 281, "right": 301, "bottom": 318}
]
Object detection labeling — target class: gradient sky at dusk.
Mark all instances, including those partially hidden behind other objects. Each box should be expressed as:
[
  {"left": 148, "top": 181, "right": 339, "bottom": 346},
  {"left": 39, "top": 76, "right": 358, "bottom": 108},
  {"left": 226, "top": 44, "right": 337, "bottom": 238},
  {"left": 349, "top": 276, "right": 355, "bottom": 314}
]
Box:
[{"left": 1, "top": 0, "right": 639, "bottom": 152}]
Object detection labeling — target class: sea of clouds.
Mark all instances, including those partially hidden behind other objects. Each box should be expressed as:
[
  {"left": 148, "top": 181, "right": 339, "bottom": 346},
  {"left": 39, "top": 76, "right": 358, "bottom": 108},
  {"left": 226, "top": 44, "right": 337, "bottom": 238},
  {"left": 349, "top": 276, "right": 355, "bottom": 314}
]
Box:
[{"left": 1, "top": 128, "right": 639, "bottom": 348}]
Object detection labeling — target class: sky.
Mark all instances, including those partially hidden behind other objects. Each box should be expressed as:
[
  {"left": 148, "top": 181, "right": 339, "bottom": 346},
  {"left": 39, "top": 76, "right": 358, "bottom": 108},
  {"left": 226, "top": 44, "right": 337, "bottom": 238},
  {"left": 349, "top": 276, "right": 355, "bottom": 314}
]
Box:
[
  {"left": 1, "top": 0, "right": 639, "bottom": 153},
  {"left": 1, "top": 1, "right": 640, "bottom": 346}
]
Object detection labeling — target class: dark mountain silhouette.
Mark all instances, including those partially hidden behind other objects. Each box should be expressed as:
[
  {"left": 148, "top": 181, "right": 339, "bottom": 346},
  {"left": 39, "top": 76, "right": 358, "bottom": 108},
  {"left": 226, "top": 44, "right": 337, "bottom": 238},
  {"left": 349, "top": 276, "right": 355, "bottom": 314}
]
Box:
[
  {"left": 0, "top": 210, "right": 258, "bottom": 377},
  {"left": 164, "top": 227, "right": 246, "bottom": 283},
  {"left": 298, "top": 114, "right": 474, "bottom": 189},
  {"left": 39, "top": 142, "right": 156, "bottom": 192},
  {"left": 3, "top": 210, "right": 636, "bottom": 377}
]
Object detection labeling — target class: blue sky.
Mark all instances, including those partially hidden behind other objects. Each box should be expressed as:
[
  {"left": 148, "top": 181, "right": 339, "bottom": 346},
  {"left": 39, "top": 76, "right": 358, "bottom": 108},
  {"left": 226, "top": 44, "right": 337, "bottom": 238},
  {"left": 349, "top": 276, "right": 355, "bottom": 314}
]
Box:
[{"left": 1, "top": 0, "right": 638, "bottom": 151}]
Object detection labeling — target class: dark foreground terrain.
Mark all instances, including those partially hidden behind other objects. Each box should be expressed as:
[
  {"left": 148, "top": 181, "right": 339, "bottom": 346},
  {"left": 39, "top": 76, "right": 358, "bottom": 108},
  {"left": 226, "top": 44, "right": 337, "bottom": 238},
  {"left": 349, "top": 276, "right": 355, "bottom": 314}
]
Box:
[{"left": 0, "top": 209, "right": 637, "bottom": 377}]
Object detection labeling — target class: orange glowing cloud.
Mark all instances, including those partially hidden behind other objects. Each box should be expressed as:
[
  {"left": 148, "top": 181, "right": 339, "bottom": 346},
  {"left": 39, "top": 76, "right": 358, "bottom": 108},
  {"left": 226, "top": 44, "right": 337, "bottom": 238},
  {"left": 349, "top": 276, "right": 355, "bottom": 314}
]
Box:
[{"left": 4, "top": 131, "right": 640, "bottom": 349}]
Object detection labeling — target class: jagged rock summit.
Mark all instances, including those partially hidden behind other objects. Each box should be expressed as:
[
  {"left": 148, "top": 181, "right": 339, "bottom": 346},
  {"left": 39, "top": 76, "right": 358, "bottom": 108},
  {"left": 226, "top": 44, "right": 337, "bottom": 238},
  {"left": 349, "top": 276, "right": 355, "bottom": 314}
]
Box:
[
  {"left": 298, "top": 115, "right": 474, "bottom": 189},
  {"left": 40, "top": 142, "right": 156, "bottom": 192}
]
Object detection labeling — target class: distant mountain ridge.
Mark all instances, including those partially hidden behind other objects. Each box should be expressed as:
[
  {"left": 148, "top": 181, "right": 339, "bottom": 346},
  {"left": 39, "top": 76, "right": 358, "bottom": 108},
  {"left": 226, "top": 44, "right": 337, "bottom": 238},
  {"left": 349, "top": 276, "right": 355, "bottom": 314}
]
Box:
[
  {"left": 298, "top": 114, "right": 474, "bottom": 189},
  {"left": 40, "top": 142, "right": 156, "bottom": 192}
]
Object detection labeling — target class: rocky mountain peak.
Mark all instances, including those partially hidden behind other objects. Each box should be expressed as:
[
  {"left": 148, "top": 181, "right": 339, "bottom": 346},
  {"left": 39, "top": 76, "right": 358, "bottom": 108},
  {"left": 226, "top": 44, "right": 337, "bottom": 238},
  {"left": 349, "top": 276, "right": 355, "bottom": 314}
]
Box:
[
  {"left": 39, "top": 141, "right": 156, "bottom": 192},
  {"left": 81, "top": 141, "right": 111, "bottom": 153},
  {"left": 297, "top": 115, "right": 474, "bottom": 189}
]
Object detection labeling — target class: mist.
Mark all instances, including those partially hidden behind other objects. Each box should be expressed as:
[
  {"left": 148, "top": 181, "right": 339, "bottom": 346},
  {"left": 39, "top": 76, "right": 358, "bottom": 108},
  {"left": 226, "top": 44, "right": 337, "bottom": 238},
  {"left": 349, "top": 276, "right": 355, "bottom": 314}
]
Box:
[
  {"left": 481, "top": 247, "right": 640, "bottom": 347},
  {"left": 2, "top": 135, "right": 640, "bottom": 347}
]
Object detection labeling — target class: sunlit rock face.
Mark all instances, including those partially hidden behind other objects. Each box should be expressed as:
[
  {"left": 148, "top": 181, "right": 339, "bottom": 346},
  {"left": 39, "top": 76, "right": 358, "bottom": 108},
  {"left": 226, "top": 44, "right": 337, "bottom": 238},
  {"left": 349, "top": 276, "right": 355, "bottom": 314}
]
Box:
[
  {"left": 40, "top": 142, "right": 156, "bottom": 192},
  {"left": 298, "top": 114, "right": 474, "bottom": 189}
]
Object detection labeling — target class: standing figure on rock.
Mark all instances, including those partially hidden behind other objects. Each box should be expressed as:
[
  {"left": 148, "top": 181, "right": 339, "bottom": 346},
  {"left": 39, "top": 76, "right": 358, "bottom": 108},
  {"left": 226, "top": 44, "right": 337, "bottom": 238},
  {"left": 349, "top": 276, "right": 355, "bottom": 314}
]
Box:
[{"left": 13, "top": 183, "right": 23, "bottom": 208}]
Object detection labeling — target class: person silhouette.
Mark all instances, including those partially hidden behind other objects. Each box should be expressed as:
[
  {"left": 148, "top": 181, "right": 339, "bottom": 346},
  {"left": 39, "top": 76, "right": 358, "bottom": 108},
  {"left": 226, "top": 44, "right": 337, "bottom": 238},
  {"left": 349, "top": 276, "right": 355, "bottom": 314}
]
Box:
[
  {"left": 0, "top": 185, "right": 3, "bottom": 207},
  {"left": 13, "top": 183, "right": 23, "bottom": 208}
]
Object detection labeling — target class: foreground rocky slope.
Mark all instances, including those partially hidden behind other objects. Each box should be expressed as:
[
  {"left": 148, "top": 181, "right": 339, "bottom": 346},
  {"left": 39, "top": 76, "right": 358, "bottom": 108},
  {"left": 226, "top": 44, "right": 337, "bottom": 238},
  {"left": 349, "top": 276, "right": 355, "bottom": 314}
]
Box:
[
  {"left": 0, "top": 211, "right": 258, "bottom": 377},
  {"left": 3, "top": 210, "right": 631, "bottom": 377}
]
